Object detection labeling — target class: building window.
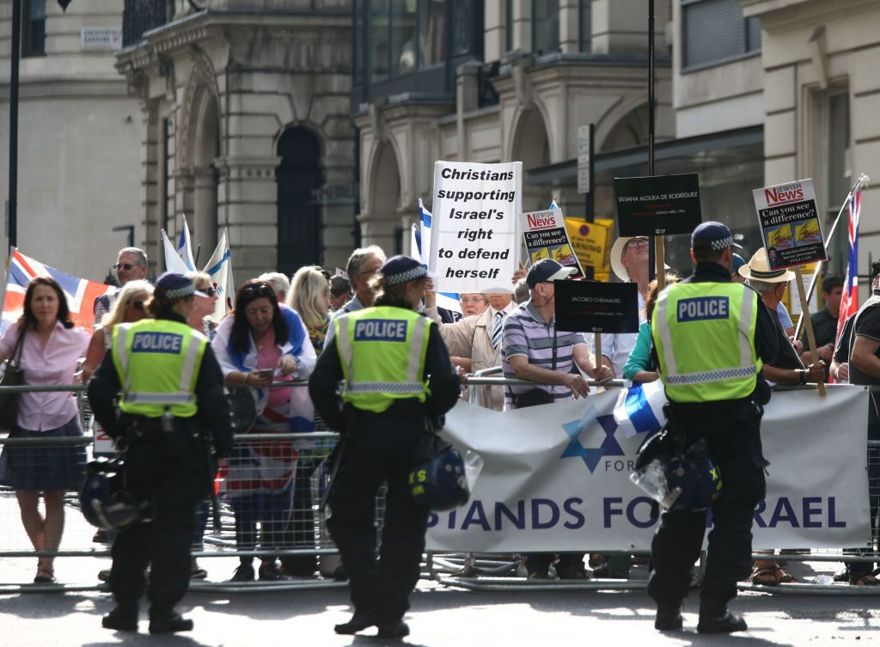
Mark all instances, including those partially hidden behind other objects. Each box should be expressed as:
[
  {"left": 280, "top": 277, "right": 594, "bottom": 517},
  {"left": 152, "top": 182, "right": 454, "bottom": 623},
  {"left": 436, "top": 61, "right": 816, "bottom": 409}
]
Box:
[
  {"left": 682, "top": 0, "right": 761, "bottom": 70},
  {"left": 505, "top": 0, "right": 513, "bottom": 52},
  {"left": 420, "top": 0, "right": 446, "bottom": 65},
  {"left": 809, "top": 87, "right": 850, "bottom": 273},
  {"left": 370, "top": 0, "right": 391, "bottom": 81},
  {"left": 391, "top": 0, "right": 417, "bottom": 75},
  {"left": 533, "top": 0, "right": 559, "bottom": 54},
  {"left": 451, "top": 0, "right": 474, "bottom": 55},
  {"left": 580, "top": 0, "right": 591, "bottom": 53},
  {"left": 22, "top": 0, "right": 47, "bottom": 57}
]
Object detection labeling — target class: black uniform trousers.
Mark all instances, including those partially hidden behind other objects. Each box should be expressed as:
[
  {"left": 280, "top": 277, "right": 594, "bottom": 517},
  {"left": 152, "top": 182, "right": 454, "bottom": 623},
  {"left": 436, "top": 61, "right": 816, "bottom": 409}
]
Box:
[
  {"left": 326, "top": 408, "right": 429, "bottom": 625},
  {"left": 110, "top": 428, "right": 209, "bottom": 616},
  {"left": 647, "top": 397, "right": 766, "bottom": 608}
]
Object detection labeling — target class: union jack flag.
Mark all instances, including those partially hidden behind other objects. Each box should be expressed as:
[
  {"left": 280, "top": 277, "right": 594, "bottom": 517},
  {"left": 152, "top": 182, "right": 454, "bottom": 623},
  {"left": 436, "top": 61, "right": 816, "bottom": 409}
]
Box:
[
  {"left": 2, "top": 248, "right": 113, "bottom": 333},
  {"left": 836, "top": 188, "right": 862, "bottom": 344}
]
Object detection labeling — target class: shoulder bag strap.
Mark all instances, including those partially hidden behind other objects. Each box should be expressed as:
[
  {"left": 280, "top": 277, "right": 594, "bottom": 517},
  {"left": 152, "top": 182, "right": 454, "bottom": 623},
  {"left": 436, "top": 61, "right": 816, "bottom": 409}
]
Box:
[{"left": 9, "top": 327, "right": 26, "bottom": 368}]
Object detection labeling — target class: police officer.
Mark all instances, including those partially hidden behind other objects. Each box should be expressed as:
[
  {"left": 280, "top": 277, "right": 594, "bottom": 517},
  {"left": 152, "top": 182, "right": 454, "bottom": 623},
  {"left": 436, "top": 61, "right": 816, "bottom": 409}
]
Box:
[
  {"left": 649, "top": 222, "right": 779, "bottom": 634},
  {"left": 309, "top": 255, "right": 459, "bottom": 639},
  {"left": 88, "top": 273, "right": 232, "bottom": 634}
]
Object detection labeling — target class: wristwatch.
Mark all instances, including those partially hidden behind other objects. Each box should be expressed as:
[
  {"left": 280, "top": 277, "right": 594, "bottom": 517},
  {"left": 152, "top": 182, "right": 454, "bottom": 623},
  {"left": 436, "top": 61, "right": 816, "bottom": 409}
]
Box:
[{"left": 797, "top": 369, "right": 807, "bottom": 385}]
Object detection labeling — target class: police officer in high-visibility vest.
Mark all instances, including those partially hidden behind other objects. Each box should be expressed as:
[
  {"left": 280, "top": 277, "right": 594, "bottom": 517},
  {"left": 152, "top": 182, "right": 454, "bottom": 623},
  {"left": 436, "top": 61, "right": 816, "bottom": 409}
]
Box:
[
  {"left": 88, "top": 273, "right": 232, "bottom": 635},
  {"left": 649, "top": 222, "right": 779, "bottom": 634},
  {"left": 309, "top": 255, "right": 459, "bottom": 640}
]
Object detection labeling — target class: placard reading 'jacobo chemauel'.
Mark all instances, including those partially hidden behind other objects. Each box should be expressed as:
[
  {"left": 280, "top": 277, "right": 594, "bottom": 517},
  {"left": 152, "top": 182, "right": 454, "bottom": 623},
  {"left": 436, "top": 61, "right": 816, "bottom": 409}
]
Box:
[
  {"left": 614, "top": 174, "right": 702, "bottom": 236},
  {"left": 752, "top": 179, "right": 827, "bottom": 270},
  {"left": 430, "top": 161, "right": 522, "bottom": 293},
  {"left": 554, "top": 280, "right": 640, "bottom": 334}
]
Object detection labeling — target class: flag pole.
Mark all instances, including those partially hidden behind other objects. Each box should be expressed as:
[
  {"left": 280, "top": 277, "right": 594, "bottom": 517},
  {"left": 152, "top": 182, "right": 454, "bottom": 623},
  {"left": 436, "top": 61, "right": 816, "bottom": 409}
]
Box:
[
  {"left": 0, "top": 247, "right": 15, "bottom": 324},
  {"left": 793, "top": 173, "right": 870, "bottom": 340}
]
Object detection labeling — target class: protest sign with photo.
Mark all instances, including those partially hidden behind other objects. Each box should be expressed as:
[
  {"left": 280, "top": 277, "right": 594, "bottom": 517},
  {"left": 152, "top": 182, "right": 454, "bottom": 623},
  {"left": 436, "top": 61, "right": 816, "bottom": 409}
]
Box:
[
  {"left": 614, "top": 174, "right": 702, "bottom": 236},
  {"left": 430, "top": 161, "right": 522, "bottom": 293},
  {"left": 564, "top": 217, "right": 611, "bottom": 271},
  {"left": 753, "top": 179, "right": 827, "bottom": 270},
  {"left": 554, "top": 280, "right": 640, "bottom": 334},
  {"left": 521, "top": 208, "right": 583, "bottom": 278}
]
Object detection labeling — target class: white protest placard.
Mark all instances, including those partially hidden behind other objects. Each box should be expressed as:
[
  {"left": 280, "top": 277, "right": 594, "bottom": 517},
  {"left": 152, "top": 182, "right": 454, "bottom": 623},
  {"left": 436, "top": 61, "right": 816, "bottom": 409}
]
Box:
[{"left": 429, "top": 161, "right": 522, "bottom": 293}]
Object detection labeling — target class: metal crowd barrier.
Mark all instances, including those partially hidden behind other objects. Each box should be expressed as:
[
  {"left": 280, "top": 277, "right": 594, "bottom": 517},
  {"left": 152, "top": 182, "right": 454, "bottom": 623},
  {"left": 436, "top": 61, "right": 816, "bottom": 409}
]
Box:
[
  {"left": 0, "top": 380, "right": 351, "bottom": 593},
  {"left": 0, "top": 378, "right": 878, "bottom": 596}
]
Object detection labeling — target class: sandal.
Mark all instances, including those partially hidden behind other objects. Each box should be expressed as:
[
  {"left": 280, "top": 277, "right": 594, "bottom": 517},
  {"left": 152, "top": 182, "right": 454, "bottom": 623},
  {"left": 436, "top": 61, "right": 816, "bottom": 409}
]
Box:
[
  {"left": 849, "top": 573, "right": 880, "bottom": 586},
  {"left": 749, "top": 563, "right": 797, "bottom": 585},
  {"left": 34, "top": 566, "right": 56, "bottom": 584}
]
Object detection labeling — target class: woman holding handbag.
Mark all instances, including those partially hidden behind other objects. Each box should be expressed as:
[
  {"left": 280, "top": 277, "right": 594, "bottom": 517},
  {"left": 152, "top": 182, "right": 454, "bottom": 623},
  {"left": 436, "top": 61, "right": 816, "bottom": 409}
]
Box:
[{"left": 0, "top": 277, "right": 90, "bottom": 583}]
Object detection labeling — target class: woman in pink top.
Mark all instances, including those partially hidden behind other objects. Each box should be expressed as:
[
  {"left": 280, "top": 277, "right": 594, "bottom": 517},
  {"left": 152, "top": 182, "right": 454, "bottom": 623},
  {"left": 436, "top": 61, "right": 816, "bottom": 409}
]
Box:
[{"left": 0, "top": 277, "right": 90, "bottom": 583}]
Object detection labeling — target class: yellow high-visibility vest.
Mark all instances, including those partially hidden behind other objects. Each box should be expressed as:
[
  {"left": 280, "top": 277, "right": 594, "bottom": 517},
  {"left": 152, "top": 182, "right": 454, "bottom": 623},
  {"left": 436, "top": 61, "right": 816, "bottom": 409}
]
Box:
[
  {"left": 335, "top": 306, "right": 431, "bottom": 413},
  {"left": 111, "top": 319, "right": 207, "bottom": 418},
  {"left": 652, "top": 282, "right": 761, "bottom": 403}
]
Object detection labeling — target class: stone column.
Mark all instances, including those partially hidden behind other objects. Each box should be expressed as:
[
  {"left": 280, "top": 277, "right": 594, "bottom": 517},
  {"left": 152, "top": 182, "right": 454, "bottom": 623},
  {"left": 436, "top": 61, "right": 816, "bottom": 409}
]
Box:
[
  {"left": 192, "top": 166, "right": 219, "bottom": 259},
  {"left": 215, "top": 156, "right": 282, "bottom": 279}
]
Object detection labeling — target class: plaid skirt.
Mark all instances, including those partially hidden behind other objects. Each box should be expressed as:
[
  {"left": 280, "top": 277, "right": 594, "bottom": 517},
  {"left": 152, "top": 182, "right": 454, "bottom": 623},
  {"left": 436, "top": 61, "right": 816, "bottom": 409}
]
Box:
[{"left": 0, "top": 416, "right": 86, "bottom": 491}]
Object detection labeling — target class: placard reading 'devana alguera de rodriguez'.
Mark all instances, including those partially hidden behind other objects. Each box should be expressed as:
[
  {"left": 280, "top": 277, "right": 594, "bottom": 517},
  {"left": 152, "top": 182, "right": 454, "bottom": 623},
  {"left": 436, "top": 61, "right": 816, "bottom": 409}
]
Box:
[
  {"left": 429, "top": 161, "right": 522, "bottom": 293},
  {"left": 614, "top": 174, "right": 702, "bottom": 236}
]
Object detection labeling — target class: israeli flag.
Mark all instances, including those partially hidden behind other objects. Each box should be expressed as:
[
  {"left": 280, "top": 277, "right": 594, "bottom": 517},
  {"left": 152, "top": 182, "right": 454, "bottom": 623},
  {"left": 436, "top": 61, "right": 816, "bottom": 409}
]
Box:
[
  {"left": 613, "top": 380, "right": 668, "bottom": 439},
  {"left": 202, "top": 228, "right": 234, "bottom": 321},
  {"left": 415, "top": 199, "right": 460, "bottom": 314}
]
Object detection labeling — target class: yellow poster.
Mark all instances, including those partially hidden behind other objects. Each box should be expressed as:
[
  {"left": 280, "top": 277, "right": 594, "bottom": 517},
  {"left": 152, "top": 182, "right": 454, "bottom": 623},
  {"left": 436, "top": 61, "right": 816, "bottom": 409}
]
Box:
[{"left": 564, "top": 218, "right": 611, "bottom": 272}]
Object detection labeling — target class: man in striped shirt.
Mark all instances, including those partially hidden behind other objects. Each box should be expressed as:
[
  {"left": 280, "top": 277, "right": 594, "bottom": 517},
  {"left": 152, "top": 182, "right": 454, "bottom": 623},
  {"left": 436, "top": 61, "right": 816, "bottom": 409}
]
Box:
[
  {"left": 501, "top": 259, "right": 610, "bottom": 409},
  {"left": 501, "top": 259, "right": 612, "bottom": 580}
]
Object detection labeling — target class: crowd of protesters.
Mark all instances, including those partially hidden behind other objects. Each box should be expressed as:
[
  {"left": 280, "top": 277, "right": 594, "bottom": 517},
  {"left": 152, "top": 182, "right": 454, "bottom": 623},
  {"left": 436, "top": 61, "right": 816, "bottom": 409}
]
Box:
[{"left": 0, "top": 233, "right": 875, "bottom": 594}]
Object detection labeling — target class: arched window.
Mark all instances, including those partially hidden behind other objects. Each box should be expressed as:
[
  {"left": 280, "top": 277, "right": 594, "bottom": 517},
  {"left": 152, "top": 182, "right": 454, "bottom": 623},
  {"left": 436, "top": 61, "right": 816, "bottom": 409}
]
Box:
[{"left": 276, "top": 128, "right": 324, "bottom": 275}]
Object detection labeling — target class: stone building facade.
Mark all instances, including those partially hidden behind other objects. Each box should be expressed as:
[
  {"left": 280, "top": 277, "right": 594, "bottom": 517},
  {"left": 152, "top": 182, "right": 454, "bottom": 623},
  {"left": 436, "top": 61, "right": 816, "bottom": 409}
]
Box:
[
  {"left": 117, "top": 0, "right": 357, "bottom": 278},
  {"left": 353, "top": 0, "right": 674, "bottom": 261},
  {"left": 0, "top": 0, "right": 142, "bottom": 280}
]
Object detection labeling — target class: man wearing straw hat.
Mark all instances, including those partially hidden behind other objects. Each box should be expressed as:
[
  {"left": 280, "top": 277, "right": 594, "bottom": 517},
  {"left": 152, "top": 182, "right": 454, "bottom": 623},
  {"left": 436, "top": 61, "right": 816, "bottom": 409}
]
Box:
[
  {"left": 649, "top": 222, "right": 779, "bottom": 634},
  {"left": 738, "top": 248, "right": 825, "bottom": 586},
  {"left": 739, "top": 248, "right": 825, "bottom": 388}
]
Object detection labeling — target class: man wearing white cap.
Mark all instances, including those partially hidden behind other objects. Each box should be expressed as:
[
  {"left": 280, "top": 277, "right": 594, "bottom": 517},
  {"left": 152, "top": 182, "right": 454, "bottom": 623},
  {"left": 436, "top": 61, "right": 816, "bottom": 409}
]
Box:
[{"left": 597, "top": 237, "right": 651, "bottom": 377}]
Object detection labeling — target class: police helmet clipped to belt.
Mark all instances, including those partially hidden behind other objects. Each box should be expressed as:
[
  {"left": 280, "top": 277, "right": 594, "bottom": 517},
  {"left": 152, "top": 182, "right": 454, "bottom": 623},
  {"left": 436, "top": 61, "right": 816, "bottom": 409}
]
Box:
[
  {"left": 408, "top": 434, "right": 470, "bottom": 512},
  {"left": 630, "top": 429, "right": 722, "bottom": 512},
  {"left": 79, "top": 459, "right": 153, "bottom": 531}
]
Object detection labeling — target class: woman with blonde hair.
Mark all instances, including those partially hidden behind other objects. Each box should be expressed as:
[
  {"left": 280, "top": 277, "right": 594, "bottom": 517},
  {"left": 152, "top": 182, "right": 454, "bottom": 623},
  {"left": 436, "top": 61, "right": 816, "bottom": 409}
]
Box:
[
  {"left": 286, "top": 266, "right": 331, "bottom": 353},
  {"left": 82, "top": 280, "right": 154, "bottom": 383},
  {"left": 185, "top": 271, "right": 220, "bottom": 339}
]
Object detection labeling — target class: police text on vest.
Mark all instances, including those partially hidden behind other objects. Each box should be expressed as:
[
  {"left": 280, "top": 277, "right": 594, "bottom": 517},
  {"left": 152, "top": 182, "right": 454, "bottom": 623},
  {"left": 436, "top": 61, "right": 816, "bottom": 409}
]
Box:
[
  {"left": 676, "top": 297, "right": 730, "bottom": 322},
  {"left": 132, "top": 332, "right": 184, "bottom": 353},
  {"left": 354, "top": 319, "right": 408, "bottom": 342}
]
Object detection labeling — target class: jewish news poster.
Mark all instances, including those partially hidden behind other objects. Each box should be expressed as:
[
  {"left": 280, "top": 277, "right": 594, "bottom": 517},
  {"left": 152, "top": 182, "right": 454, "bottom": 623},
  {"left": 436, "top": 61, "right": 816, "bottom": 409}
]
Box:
[
  {"left": 614, "top": 174, "right": 702, "bottom": 236},
  {"left": 564, "top": 217, "right": 611, "bottom": 272},
  {"left": 430, "top": 161, "right": 522, "bottom": 293},
  {"left": 555, "top": 280, "right": 640, "bottom": 334},
  {"left": 521, "top": 208, "right": 583, "bottom": 278},
  {"left": 753, "top": 179, "right": 827, "bottom": 270}
]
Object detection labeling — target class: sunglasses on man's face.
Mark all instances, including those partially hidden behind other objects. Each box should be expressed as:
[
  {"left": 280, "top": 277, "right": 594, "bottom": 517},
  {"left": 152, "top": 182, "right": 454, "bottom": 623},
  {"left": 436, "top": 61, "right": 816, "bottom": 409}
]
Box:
[{"left": 114, "top": 263, "right": 136, "bottom": 271}]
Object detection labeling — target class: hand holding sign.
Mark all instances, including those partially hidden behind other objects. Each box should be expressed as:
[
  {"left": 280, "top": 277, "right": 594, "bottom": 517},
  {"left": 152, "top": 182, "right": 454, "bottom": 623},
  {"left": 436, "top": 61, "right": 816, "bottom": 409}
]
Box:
[{"left": 753, "top": 179, "right": 827, "bottom": 396}]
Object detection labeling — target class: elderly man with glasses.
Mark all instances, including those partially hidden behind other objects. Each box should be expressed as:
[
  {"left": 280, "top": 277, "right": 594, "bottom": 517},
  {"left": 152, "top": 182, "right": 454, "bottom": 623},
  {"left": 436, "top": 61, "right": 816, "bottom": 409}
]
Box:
[{"left": 94, "top": 247, "right": 150, "bottom": 329}]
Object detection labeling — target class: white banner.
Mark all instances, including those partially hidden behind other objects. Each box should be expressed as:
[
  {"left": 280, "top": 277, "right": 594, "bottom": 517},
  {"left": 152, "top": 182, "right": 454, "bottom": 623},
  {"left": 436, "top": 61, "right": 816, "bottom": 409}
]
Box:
[
  {"left": 427, "top": 385, "right": 870, "bottom": 552},
  {"left": 429, "top": 161, "right": 522, "bottom": 293}
]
